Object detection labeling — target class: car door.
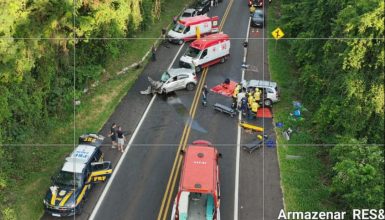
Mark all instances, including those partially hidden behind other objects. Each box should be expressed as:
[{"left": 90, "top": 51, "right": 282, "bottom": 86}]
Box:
[
  {"left": 90, "top": 161, "right": 112, "bottom": 183},
  {"left": 177, "top": 74, "right": 189, "bottom": 89},
  {"left": 165, "top": 76, "right": 179, "bottom": 92}
]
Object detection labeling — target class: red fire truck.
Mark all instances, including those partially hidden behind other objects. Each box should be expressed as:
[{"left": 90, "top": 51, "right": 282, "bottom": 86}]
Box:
[
  {"left": 248, "top": 0, "right": 263, "bottom": 7},
  {"left": 171, "top": 140, "right": 221, "bottom": 220}
]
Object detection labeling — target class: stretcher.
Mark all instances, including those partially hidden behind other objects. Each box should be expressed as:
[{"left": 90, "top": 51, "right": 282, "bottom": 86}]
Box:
[
  {"left": 213, "top": 103, "right": 236, "bottom": 117},
  {"left": 239, "top": 121, "right": 264, "bottom": 132},
  {"left": 242, "top": 140, "right": 263, "bottom": 154}
]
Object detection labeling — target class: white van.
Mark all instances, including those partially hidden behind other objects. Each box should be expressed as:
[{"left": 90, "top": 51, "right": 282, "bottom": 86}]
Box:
[
  {"left": 242, "top": 80, "right": 280, "bottom": 106},
  {"left": 179, "top": 33, "right": 230, "bottom": 72}
]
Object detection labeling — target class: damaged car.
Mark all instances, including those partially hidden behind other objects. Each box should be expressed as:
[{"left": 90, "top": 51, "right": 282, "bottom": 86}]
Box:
[{"left": 141, "top": 68, "right": 197, "bottom": 95}]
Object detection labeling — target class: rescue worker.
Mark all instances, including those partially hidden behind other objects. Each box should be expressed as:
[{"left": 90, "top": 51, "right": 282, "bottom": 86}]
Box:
[
  {"left": 232, "top": 83, "right": 241, "bottom": 109},
  {"left": 237, "top": 89, "right": 246, "bottom": 110},
  {"left": 249, "top": 5, "right": 256, "bottom": 14},
  {"left": 240, "top": 96, "right": 248, "bottom": 115},
  {"left": 251, "top": 100, "right": 259, "bottom": 114},
  {"left": 254, "top": 88, "right": 261, "bottom": 102},
  {"left": 248, "top": 91, "right": 254, "bottom": 108}
]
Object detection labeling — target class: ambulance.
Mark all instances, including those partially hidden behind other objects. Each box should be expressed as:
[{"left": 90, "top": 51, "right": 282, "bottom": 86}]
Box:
[
  {"left": 167, "top": 15, "right": 219, "bottom": 45},
  {"left": 179, "top": 33, "right": 230, "bottom": 72},
  {"left": 171, "top": 140, "right": 221, "bottom": 220},
  {"left": 43, "top": 134, "right": 112, "bottom": 217}
]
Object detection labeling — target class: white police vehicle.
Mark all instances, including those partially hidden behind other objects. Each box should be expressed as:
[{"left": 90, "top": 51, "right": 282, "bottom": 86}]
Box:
[{"left": 43, "top": 133, "right": 112, "bottom": 217}]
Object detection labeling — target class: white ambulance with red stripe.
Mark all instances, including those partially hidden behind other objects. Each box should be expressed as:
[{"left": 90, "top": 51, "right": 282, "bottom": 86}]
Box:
[
  {"left": 167, "top": 15, "right": 219, "bottom": 45},
  {"left": 179, "top": 33, "right": 230, "bottom": 72}
]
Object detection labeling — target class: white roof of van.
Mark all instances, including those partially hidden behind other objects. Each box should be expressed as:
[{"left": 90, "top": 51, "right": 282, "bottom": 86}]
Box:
[
  {"left": 62, "top": 160, "right": 86, "bottom": 173},
  {"left": 245, "top": 80, "right": 277, "bottom": 88},
  {"left": 61, "top": 144, "right": 96, "bottom": 173}
]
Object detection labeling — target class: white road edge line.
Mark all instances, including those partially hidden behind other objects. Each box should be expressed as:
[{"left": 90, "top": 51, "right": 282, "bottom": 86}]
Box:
[
  {"left": 89, "top": 43, "right": 185, "bottom": 220},
  {"left": 234, "top": 16, "right": 252, "bottom": 220}
]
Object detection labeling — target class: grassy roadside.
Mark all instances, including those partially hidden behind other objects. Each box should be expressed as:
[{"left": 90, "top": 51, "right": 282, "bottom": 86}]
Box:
[
  {"left": 267, "top": 2, "right": 335, "bottom": 212},
  {"left": 3, "top": 0, "right": 193, "bottom": 219}
]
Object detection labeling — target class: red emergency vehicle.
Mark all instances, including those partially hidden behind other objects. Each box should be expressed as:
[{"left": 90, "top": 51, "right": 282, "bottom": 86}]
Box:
[
  {"left": 179, "top": 33, "right": 230, "bottom": 72},
  {"left": 171, "top": 140, "right": 221, "bottom": 220},
  {"left": 167, "top": 16, "right": 219, "bottom": 45},
  {"left": 248, "top": 0, "right": 263, "bottom": 7}
]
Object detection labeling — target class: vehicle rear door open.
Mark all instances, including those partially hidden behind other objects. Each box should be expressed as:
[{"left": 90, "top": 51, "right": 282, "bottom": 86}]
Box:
[{"left": 90, "top": 161, "right": 112, "bottom": 183}]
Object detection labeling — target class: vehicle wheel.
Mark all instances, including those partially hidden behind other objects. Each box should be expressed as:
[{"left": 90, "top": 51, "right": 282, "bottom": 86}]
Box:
[
  {"left": 178, "top": 39, "right": 183, "bottom": 45},
  {"left": 162, "top": 89, "right": 167, "bottom": 95},
  {"left": 264, "top": 99, "right": 272, "bottom": 107},
  {"left": 195, "top": 66, "right": 202, "bottom": 73},
  {"left": 186, "top": 83, "right": 195, "bottom": 91},
  {"left": 220, "top": 57, "right": 225, "bottom": 63},
  {"left": 76, "top": 201, "right": 84, "bottom": 215}
]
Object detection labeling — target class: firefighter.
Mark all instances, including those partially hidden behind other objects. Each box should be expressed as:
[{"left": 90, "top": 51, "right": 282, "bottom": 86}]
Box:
[
  {"left": 251, "top": 100, "right": 260, "bottom": 114},
  {"left": 232, "top": 83, "right": 241, "bottom": 109},
  {"left": 248, "top": 92, "right": 254, "bottom": 108},
  {"left": 254, "top": 88, "right": 261, "bottom": 102}
]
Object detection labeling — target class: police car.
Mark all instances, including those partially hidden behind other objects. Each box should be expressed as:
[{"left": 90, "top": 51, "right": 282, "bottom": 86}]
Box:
[{"left": 43, "top": 133, "right": 112, "bottom": 217}]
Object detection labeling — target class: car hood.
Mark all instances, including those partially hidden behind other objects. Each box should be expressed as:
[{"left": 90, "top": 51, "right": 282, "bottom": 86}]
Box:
[
  {"left": 180, "top": 55, "right": 195, "bottom": 65},
  {"left": 167, "top": 30, "right": 183, "bottom": 39},
  {"left": 44, "top": 185, "right": 80, "bottom": 208}
]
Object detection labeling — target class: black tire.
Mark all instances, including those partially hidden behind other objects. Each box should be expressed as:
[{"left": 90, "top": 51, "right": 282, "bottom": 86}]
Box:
[
  {"left": 186, "top": 83, "right": 195, "bottom": 91},
  {"left": 178, "top": 39, "right": 183, "bottom": 45},
  {"left": 264, "top": 99, "right": 272, "bottom": 107},
  {"left": 76, "top": 200, "right": 85, "bottom": 215},
  {"left": 162, "top": 89, "right": 167, "bottom": 95},
  {"left": 195, "top": 66, "right": 202, "bottom": 73}
]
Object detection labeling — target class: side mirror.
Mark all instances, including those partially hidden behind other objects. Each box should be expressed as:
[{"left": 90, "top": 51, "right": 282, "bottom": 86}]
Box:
[
  {"left": 180, "top": 150, "right": 185, "bottom": 155},
  {"left": 218, "top": 153, "right": 222, "bottom": 158}
]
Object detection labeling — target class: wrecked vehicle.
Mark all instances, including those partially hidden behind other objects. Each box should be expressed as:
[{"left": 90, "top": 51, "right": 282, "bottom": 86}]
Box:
[{"left": 141, "top": 68, "right": 197, "bottom": 95}]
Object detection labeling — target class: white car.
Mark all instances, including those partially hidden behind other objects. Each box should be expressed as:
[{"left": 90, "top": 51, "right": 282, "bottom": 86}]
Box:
[
  {"left": 141, "top": 68, "right": 198, "bottom": 95},
  {"left": 179, "top": 8, "right": 198, "bottom": 20},
  {"left": 242, "top": 80, "right": 280, "bottom": 106},
  {"left": 160, "top": 68, "right": 197, "bottom": 94}
]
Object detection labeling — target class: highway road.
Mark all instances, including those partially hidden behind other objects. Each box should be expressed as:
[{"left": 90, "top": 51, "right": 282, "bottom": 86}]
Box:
[{"left": 42, "top": 0, "right": 283, "bottom": 219}]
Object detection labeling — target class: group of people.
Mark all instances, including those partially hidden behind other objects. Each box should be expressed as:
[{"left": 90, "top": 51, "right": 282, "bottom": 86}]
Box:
[
  {"left": 109, "top": 123, "right": 126, "bottom": 153},
  {"left": 232, "top": 83, "right": 262, "bottom": 118}
]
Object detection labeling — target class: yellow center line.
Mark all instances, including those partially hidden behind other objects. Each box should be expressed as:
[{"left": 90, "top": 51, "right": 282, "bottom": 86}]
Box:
[
  {"left": 157, "top": 0, "right": 234, "bottom": 218},
  {"left": 156, "top": 68, "right": 205, "bottom": 220},
  {"left": 161, "top": 69, "right": 208, "bottom": 220}
]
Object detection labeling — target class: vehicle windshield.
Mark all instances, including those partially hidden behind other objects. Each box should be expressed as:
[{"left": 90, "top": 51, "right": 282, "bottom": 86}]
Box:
[
  {"left": 173, "top": 23, "right": 186, "bottom": 33},
  {"left": 181, "top": 12, "right": 192, "bottom": 17},
  {"left": 185, "top": 47, "right": 201, "bottom": 58},
  {"left": 161, "top": 72, "right": 171, "bottom": 82},
  {"left": 253, "top": 11, "right": 263, "bottom": 18},
  {"left": 53, "top": 171, "right": 83, "bottom": 188}
]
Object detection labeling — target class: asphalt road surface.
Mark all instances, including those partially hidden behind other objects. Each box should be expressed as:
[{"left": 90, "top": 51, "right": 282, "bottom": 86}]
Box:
[{"left": 42, "top": 0, "right": 283, "bottom": 219}]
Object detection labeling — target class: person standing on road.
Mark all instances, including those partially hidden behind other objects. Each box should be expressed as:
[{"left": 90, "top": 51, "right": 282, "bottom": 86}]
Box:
[
  {"left": 210, "top": 0, "right": 214, "bottom": 7},
  {"left": 202, "top": 83, "right": 209, "bottom": 106},
  {"left": 117, "top": 126, "right": 125, "bottom": 153},
  {"left": 214, "top": 0, "right": 218, "bottom": 7},
  {"left": 151, "top": 44, "right": 156, "bottom": 61},
  {"left": 108, "top": 123, "right": 117, "bottom": 149}
]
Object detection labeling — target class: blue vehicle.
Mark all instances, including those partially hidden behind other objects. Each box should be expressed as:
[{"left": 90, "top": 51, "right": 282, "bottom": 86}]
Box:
[{"left": 43, "top": 134, "right": 112, "bottom": 217}]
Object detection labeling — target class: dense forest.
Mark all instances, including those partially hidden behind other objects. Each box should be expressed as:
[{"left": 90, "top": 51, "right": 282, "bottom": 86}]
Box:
[
  {"left": 0, "top": 0, "right": 164, "bottom": 216},
  {"left": 279, "top": 0, "right": 384, "bottom": 211}
]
